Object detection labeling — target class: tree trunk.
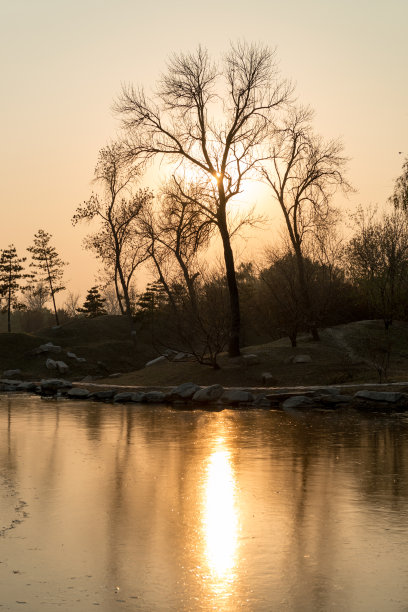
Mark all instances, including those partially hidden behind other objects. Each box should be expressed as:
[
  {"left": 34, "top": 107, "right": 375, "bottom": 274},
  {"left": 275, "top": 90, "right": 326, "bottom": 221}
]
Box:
[
  {"left": 294, "top": 247, "right": 319, "bottom": 341},
  {"left": 217, "top": 210, "right": 241, "bottom": 357}
]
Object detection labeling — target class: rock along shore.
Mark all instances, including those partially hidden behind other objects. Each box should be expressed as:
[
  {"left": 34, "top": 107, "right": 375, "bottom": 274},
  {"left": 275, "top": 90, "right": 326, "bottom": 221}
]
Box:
[{"left": 2, "top": 378, "right": 408, "bottom": 413}]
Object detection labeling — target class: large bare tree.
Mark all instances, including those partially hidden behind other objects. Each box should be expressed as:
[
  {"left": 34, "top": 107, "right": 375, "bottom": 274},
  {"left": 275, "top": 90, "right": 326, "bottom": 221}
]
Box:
[
  {"left": 261, "top": 106, "right": 349, "bottom": 340},
  {"left": 115, "top": 42, "right": 292, "bottom": 356}
]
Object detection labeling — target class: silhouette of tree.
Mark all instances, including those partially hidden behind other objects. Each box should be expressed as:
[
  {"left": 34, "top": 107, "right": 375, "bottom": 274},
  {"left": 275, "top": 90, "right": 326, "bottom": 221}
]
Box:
[
  {"left": 27, "top": 229, "right": 66, "bottom": 326},
  {"left": 262, "top": 106, "right": 350, "bottom": 340},
  {"left": 77, "top": 286, "right": 107, "bottom": 318},
  {"left": 115, "top": 42, "right": 292, "bottom": 357},
  {"left": 389, "top": 156, "right": 408, "bottom": 211},
  {"left": 72, "top": 142, "right": 152, "bottom": 322},
  {"left": 0, "top": 245, "right": 31, "bottom": 332}
]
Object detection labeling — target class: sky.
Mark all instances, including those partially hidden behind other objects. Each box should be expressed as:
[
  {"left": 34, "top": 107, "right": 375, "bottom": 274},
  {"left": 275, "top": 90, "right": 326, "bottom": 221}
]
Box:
[{"left": 1, "top": 0, "right": 407, "bottom": 299}]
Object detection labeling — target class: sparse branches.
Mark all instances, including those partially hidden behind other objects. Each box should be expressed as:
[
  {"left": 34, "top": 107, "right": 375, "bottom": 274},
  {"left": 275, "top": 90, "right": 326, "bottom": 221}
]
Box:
[
  {"left": 115, "top": 42, "right": 292, "bottom": 356},
  {"left": 0, "top": 245, "right": 31, "bottom": 332},
  {"left": 389, "top": 156, "right": 408, "bottom": 211},
  {"left": 27, "top": 230, "right": 66, "bottom": 326}
]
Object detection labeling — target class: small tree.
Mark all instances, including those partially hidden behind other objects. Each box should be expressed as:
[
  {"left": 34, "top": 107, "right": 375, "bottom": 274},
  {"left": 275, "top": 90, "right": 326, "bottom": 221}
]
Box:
[
  {"left": 27, "top": 230, "right": 66, "bottom": 326},
  {"left": 0, "top": 245, "right": 31, "bottom": 332},
  {"left": 77, "top": 286, "right": 107, "bottom": 318},
  {"left": 389, "top": 156, "right": 408, "bottom": 211}
]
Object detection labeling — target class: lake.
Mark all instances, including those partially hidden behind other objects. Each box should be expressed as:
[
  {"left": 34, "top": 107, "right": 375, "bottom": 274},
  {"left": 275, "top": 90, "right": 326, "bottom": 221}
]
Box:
[{"left": 1, "top": 395, "right": 408, "bottom": 611}]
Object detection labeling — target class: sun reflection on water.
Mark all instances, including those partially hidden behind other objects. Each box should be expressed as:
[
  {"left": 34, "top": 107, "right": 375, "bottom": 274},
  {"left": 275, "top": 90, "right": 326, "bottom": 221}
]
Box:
[{"left": 202, "top": 438, "right": 239, "bottom": 590}]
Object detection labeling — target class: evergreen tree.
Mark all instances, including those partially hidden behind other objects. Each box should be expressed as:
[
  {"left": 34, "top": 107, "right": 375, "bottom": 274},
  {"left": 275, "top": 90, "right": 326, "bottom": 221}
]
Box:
[
  {"left": 0, "top": 245, "right": 31, "bottom": 332},
  {"left": 77, "top": 286, "right": 107, "bottom": 317},
  {"left": 27, "top": 229, "right": 66, "bottom": 326}
]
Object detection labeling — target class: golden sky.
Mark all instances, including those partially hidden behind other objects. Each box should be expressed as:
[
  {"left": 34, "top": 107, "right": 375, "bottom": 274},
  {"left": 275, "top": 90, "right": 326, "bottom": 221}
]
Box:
[{"left": 1, "top": 0, "right": 407, "bottom": 297}]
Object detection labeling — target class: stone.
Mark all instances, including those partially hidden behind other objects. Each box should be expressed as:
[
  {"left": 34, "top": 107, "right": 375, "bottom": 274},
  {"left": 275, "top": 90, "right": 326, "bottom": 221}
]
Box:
[
  {"left": 89, "top": 390, "right": 116, "bottom": 401},
  {"left": 313, "top": 387, "right": 340, "bottom": 396},
  {"left": 46, "top": 358, "right": 57, "bottom": 369},
  {"left": 16, "top": 382, "right": 38, "bottom": 392},
  {"left": 282, "top": 395, "right": 314, "bottom": 410},
  {"left": 192, "top": 384, "right": 224, "bottom": 403},
  {"left": 40, "top": 379, "right": 72, "bottom": 394},
  {"left": 170, "top": 382, "right": 200, "bottom": 400},
  {"left": 253, "top": 394, "right": 272, "bottom": 408},
  {"left": 3, "top": 369, "right": 22, "bottom": 377},
  {"left": 77, "top": 358, "right": 87, "bottom": 363},
  {"left": 109, "top": 373, "right": 122, "bottom": 378},
  {"left": 292, "top": 354, "right": 312, "bottom": 364},
  {"left": 354, "top": 390, "right": 405, "bottom": 403},
  {"left": 81, "top": 375, "right": 95, "bottom": 382},
  {"left": 66, "top": 352, "right": 78, "bottom": 359},
  {"left": 220, "top": 389, "right": 254, "bottom": 404},
  {"left": 144, "top": 391, "right": 166, "bottom": 403},
  {"left": 66, "top": 388, "right": 90, "bottom": 399},
  {"left": 242, "top": 354, "right": 260, "bottom": 366},
  {"left": 145, "top": 356, "right": 167, "bottom": 367},
  {"left": 0, "top": 379, "right": 22, "bottom": 387},
  {"left": 113, "top": 391, "right": 146, "bottom": 403},
  {"left": 38, "top": 342, "right": 62, "bottom": 354},
  {"left": 56, "top": 361, "right": 69, "bottom": 374},
  {"left": 261, "top": 372, "right": 274, "bottom": 385},
  {"left": 172, "top": 352, "right": 189, "bottom": 362}
]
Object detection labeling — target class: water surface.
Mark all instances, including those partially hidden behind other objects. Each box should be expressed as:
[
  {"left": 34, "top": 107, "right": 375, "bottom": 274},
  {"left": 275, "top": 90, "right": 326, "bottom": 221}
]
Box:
[{"left": 1, "top": 395, "right": 408, "bottom": 611}]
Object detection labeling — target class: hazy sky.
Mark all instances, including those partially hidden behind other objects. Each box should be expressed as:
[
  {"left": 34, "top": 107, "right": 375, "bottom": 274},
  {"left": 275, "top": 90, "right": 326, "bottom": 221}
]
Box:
[{"left": 1, "top": 0, "right": 407, "bottom": 298}]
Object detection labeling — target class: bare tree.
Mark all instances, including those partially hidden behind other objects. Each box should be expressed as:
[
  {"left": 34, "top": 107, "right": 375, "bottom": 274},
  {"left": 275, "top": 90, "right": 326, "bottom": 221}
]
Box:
[
  {"left": 115, "top": 42, "right": 292, "bottom": 356},
  {"left": 261, "top": 106, "right": 350, "bottom": 339},
  {"left": 72, "top": 142, "right": 152, "bottom": 323},
  {"left": 389, "top": 156, "right": 408, "bottom": 211}
]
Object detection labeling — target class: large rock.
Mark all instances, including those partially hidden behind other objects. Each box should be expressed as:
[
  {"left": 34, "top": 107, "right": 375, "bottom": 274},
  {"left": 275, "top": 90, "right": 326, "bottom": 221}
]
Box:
[
  {"left": 220, "top": 389, "right": 254, "bottom": 405},
  {"left": 89, "top": 390, "right": 116, "bottom": 402},
  {"left": 292, "top": 354, "right": 312, "bottom": 364},
  {"left": 40, "top": 379, "right": 72, "bottom": 394},
  {"left": 192, "top": 384, "right": 224, "bottom": 403},
  {"left": 38, "top": 342, "right": 62, "bottom": 354},
  {"left": 144, "top": 391, "right": 166, "bottom": 403},
  {"left": 145, "top": 356, "right": 167, "bottom": 368},
  {"left": 354, "top": 390, "right": 405, "bottom": 403},
  {"left": 56, "top": 361, "right": 69, "bottom": 374},
  {"left": 170, "top": 382, "right": 200, "bottom": 400},
  {"left": 242, "top": 354, "right": 260, "bottom": 366},
  {"left": 113, "top": 391, "right": 146, "bottom": 403},
  {"left": 46, "top": 358, "right": 57, "bottom": 370},
  {"left": 3, "top": 369, "right": 22, "bottom": 378},
  {"left": 66, "top": 388, "right": 91, "bottom": 399},
  {"left": 282, "top": 395, "right": 313, "bottom": 410},
  {"left": 16, "top": 382, "right": 38, "bottom": 392},
  {"left": 253, "top": 394, "right": 272, "bottom": 408}
]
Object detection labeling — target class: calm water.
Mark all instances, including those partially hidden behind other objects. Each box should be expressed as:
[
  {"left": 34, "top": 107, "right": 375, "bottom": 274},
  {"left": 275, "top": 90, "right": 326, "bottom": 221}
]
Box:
[{"left": 1, "top": 396, "right": 408, "bottom": 611}]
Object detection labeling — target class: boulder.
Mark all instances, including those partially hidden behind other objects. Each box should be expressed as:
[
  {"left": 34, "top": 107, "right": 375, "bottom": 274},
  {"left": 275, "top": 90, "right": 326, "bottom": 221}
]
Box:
[
  {"left": 56, "top": 361, "right": 69, "bottom": 374},
  {"left": 170, "top": 382, "right": 200, "bottom": 400},
  {"left": 38, "top": 342, "right": 62, "bottom": 354},
  {"left": 144, "top": 391, "right": 167, "bottom": 403},
  {"left": 145, "top": 356, "right": 167, "bottom": 368},
  {"left": 293, "top": 354, "right": 312, "bottom": 364},
  {"left": 261, "top": 372, "right": 274, "bottom": 385},
  {"left": 354, "top": 390, "right": 405, "bottom": 403},
  {"left": 66, "top": 388, "right": 91, "bottom": 399},
  {"left": 242, "top": 354, "right": 260, "bottom": 366},
  {"left": 16, "top": 382, "right": 38, "bottom": 392},
  {"left": 113, "top": 391, "right": 146, "bottom": 403},
  {"left": 89, "top": 390, "right": 116, "bottom": 402},
  {"left": 220, "top": 389, "right": 254, "bottom": 405},
  {"left": 253, "top": 394, "right": 272, "bottom": 408},
  {"left": 40, "top": 379, "right": 72, "bottom": 394},
  {"left": 282, "top": 395, "right": 313, "bottom": 410},
  {"left": 172, "top": 352, "right": 189, "bottom": 362},
  {"left": 66, "top": 351, "right": 78, "bottom": 359},
  {"left": 192, "top": 384, "right": 224, "bottom": 403},
  {"left": 46, "top": 358, "right": 57, "bottom": 370},
  {"left": 3, "top": 369, "right": 22, "bottom": 378}
]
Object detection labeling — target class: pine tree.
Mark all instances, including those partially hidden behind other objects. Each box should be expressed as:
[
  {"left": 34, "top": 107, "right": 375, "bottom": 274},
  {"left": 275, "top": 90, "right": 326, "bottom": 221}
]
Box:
[
  {"left": 27, "top": 230, "right": 66, "bottom": 326},
  {"left": 0, "top": 245, "right": 31, "bottom": 332},
  {"left": 77, "top": 286, "right": 107, "bottom": 318}
]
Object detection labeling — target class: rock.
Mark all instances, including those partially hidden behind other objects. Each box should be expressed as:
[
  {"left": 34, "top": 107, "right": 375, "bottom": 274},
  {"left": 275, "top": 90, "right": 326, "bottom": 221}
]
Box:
[
  {"left": 77, "top": 358, "right": 87, "bottom": 363},
  {"left": 282, "top": 395, "right": 314, "bottom": 410},
  {"left": 293, "top": 354, "right": 312, "bottom": 364},
  {"left": 3, "top": 369, "right": 22, "bottom": 378},
  {"left": 0, "top": 379, "right": 22, "bottom": 387},
  {"left": 317, "top": 393, "right": 354, "bottom": 406},
  {"left": 38, "top": 342, "right": 62, "bottom": 354},
  {"left": 16, "top": 382, "right": 38, "bottom": 392},
  {"left": 81, "top": 375, "right": 95, "bottom": 382},
  {"left": 242, "top": 354, "right": 260, "bottom": 366},
  {"left": 113, "top": 391, "right": 146, "bottom": 403},
  {"left": 172, "top": 352, "right": 189, "bottom": 362},
  {"left": 46, "top": 358, "right": 57, "bottom": 370},
  {"left": 66, "top": 388, "right": 90, "bottom": 399},
  {"left": 170, "top": 382, "right": 201, "bottom": 400},
  {"left": 56, "top": 361, "right": 69, "bottom": 374},
  {"left": 145, "top": 356, "right": 167, "bottom": 367},
  {"left": 109, "top": 373, "right": 122, "bottom": 378},
  {"left": 253, "top": 394, "right": 272, "bottom": 408},
  {"left": 312, "top": 387, "right": 340, "bottom": 396},
  {"left": 261, "top": 372, "right": 274, "bottom": 385},
  {"left": 40, "top": 379, "right": 72, "bottom": 394},
  {"left": 89, "top": 390, "right": 116, "bottom": 402},
  {"left": 192, "top": 384, "right": 224, "bottom": 403},
  {"left": 144, "top": 391, "right": 166, "bottom": 403},
  {"left": 220, "top": 389, "right": 254, "bottom": 405},
  {"left": 354, "top": 390, "right": 405, "bottom": 403},
  {"left": 66, "top": 352, "right": 78, "bottom": 359}
]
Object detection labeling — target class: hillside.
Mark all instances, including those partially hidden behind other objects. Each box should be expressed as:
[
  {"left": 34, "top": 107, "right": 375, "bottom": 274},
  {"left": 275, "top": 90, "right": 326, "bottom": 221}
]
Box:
[{"left": 2, "top": 317, "right": 408, "bottom": 388}]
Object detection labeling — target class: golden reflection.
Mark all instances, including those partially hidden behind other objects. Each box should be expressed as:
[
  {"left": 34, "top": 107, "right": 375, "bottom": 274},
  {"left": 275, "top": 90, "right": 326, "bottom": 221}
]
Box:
[{"left": 203, "top": 439, "right": 238, "bottom": 583}]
